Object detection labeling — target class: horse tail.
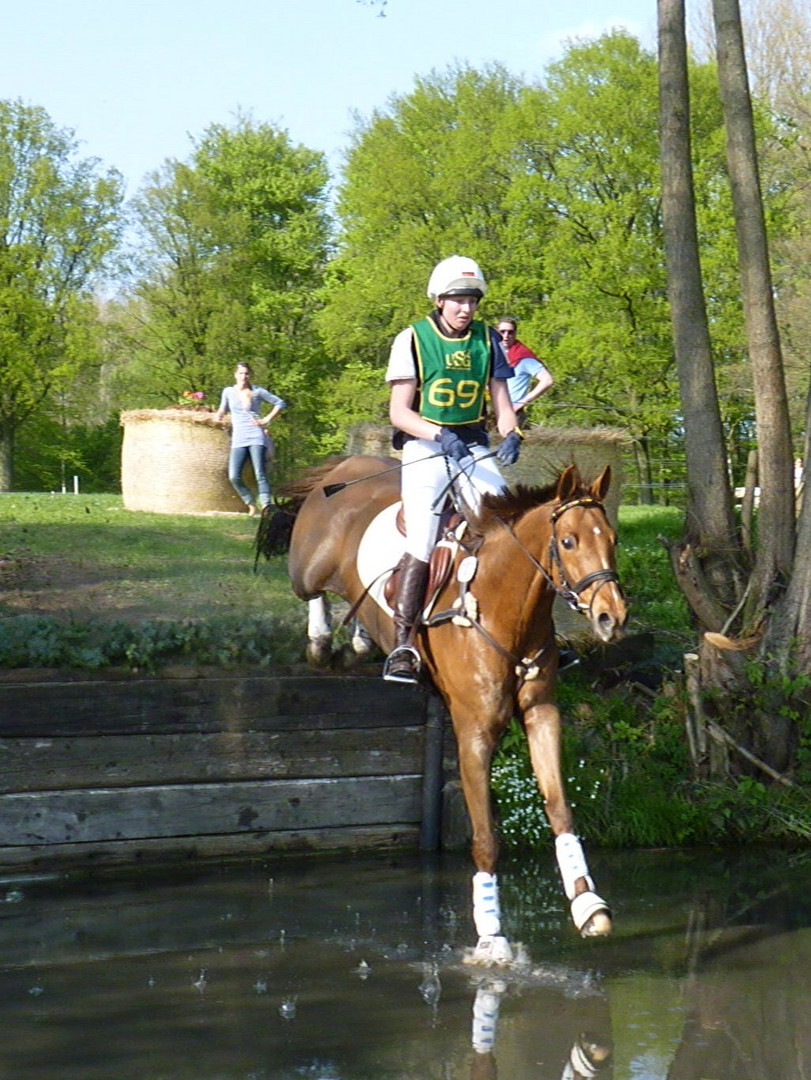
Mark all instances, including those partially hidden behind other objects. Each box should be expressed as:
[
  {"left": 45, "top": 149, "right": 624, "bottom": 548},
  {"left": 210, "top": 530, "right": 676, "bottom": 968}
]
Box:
[
  {"left": 253, "top": 456, "right": 349, "bottom": 567},
  {"left": 253, "top": 500, "right": 301, "bottom": 566}
]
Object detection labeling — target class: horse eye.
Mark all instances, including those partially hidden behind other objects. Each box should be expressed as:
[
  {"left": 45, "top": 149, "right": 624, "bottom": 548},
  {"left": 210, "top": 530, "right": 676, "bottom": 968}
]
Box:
[{"left": 561, "top": 536, "right": 576, "bottom": 551}]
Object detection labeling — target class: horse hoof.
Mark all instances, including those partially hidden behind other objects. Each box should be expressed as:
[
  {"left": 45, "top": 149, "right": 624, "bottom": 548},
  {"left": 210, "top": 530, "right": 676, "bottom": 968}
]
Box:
[
  {"left": 463, "top": 935, "right": 514, "bottom": 966},
  {"left": 571, "top": 891, "right": 612, "bottom": 937},
  {"left": 351, "top": 631, "right": 374, "bottom": 657},
  {"left": 306, "top": 637, "right": 333, "bottom": 667},
  {"left": 581, "top": 909, "right": 612, "bottom": 937}
]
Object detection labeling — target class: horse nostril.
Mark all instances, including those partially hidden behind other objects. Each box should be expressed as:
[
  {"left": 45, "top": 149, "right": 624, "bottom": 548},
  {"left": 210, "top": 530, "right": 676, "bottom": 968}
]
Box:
[{"left": 596, "top": 611, "right": 620, "bottom": 642}]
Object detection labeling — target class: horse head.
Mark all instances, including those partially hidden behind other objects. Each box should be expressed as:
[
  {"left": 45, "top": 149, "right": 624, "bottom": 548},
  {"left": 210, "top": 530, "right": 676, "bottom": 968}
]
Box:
[{"left": 548, "top": 464, "right": 626, "bottom": 643}]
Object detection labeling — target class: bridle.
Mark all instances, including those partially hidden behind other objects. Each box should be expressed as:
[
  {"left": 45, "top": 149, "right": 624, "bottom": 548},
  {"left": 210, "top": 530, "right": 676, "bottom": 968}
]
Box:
[
  {"left": 542, "top": 496, "right": 622, "bottom": 614},
  {"left": 425, "top": 494, "right": 622, "bottom": 682},
  {"left": 491, "top": 496, "right": 621, "bottom": 615}
]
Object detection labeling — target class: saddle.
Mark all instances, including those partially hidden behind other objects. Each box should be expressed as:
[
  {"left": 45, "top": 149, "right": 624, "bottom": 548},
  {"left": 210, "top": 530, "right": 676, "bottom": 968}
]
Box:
[{"left": 384, "top": 504, "right": 465, "bottom": 613}]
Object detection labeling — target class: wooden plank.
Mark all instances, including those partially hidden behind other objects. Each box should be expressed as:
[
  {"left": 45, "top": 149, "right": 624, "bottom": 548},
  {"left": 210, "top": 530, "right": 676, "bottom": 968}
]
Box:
[
  {"left": 0, "top": 776, "right": 423, "bottom": 846},
  {"left": 0, "top": 825, "right": 420, "bottom": 873},
  {"left": 0, "top": 675, "right": 426, "bottom": 736},
  {"left": 0, "top": 727, "right": 424, "bottom": 793}
]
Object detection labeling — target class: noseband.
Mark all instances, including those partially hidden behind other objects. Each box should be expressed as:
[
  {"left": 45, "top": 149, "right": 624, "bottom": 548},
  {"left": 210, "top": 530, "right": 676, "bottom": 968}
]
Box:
[{"left": 502, "top": 496, "right": 621, "bottom": 616}]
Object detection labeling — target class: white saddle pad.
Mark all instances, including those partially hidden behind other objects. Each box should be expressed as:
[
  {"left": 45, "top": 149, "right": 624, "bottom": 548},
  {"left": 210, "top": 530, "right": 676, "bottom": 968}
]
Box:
[{"left": 355, "top": 501, "right": 405, "bottom": 618}]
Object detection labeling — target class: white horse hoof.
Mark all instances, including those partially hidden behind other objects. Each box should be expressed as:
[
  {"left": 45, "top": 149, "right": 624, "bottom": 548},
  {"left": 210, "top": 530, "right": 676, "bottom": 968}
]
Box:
[
  {"left": 571, "top": 891, "right": 612, "bottom": 937},
  {"left": 351, "top": 636, "right": 373, "bottom": 657},
  {"left": 463, "top": 935, "right": 514, "bottom": 966}
]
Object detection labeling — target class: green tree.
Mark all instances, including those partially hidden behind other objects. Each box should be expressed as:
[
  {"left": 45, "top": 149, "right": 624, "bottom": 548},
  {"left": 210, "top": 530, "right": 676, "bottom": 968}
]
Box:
[
  {"left": 115, "top": 115, "right": 332, "bottom": 467},
  {"left": 319, "top": 45, "right": 754, "bottom": 491},
  {"left": 509, "top": 33, "right": 748, "bottom": 498},
  {"left": 318, "top": 64, "right": 525, "bottom": 373},
  {"left": 0, "top": 99, "right": 124, "bottom": 489}
]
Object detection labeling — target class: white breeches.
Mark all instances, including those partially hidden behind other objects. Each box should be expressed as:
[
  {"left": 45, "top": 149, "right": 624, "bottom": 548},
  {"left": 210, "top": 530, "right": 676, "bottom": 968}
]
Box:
[{"left": 400, "top": 437, "right": 507, "bottom": 561}]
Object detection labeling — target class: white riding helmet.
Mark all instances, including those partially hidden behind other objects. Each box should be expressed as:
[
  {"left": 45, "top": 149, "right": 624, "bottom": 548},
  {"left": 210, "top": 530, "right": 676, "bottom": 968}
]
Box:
[{"left": 427, "top": 255, "right": 487, "bottom": 301}]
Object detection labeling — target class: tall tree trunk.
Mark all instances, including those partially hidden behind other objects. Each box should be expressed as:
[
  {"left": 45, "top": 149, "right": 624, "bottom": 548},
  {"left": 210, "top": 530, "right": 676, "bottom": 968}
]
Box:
[
  {"left": 658, "top": 0, "right": 805, "bottom": 773},
  {"left": 713, "top": 0, "right": 796, "bottom": 630},
  {"left": 0, "top": 431, "right": 13, "bottom": 491},
  {"left": 658, "top": 0, "right": 743, "bottom": 621},
  {"left": 767, "top": 375, "right": 811, "bottom": 668},
  {"left": 636, "top": 435, "right": 654, "bottom": 505}
]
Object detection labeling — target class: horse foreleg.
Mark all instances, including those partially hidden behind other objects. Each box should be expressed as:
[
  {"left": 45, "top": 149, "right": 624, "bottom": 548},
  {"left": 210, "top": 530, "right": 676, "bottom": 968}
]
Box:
[
  {"left": 523, "top": 700, "right": 612, "bottom": 938},
  {"left": 457, "top": 726, "right": 514, "bottom": 965},
  {"left": 306, "top": 595, "right": 333, "bottom": 666}
]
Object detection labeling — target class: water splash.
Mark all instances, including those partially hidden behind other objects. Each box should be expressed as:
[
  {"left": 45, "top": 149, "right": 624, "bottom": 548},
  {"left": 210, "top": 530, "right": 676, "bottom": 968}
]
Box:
[
  {"left": 351, "top": 959, "right": 371, "bottom": 980},
  {"left": 279, "top": 996, "right": 297, "bottom": 1021},
  {"left": 418, "top": 962, "right": 441, "bottom": 1007}
]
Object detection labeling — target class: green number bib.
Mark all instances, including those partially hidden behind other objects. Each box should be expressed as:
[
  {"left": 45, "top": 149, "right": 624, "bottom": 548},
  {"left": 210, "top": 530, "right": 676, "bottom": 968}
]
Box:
[{"left": 412, "top": 318, "right": 491, "bottom": 425}]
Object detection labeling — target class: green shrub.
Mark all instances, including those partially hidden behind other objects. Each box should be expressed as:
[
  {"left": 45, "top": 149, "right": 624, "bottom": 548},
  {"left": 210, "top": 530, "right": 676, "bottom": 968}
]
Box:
[{"left": 0, "top": 612, "right": 306, "bottom": 673}]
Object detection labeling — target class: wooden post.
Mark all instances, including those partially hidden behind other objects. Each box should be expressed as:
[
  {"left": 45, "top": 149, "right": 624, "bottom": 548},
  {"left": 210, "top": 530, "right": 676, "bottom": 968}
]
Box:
[
  {"left": 683, "top": 652, "right": 706, "bottom": 776},
  {"left": 419, "top": 693, "right": 445, "bottom": 851}
]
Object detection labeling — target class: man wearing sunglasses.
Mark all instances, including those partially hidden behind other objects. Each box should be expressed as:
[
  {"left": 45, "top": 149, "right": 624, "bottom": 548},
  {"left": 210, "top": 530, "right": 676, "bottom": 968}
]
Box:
[{"left": 496, "top": 317, "right": 553, "bottom": 426}]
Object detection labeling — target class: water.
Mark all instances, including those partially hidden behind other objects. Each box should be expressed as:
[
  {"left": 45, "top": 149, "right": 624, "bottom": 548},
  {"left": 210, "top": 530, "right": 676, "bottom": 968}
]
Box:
[{"left": 0, "top": 846, "right": 810, "bottom": 1078}]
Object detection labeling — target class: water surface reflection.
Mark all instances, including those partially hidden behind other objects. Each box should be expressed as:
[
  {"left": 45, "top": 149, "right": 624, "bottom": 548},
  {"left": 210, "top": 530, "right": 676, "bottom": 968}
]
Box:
[{"left": 0, "top": 847, "right": 809, "bottom": 1078}]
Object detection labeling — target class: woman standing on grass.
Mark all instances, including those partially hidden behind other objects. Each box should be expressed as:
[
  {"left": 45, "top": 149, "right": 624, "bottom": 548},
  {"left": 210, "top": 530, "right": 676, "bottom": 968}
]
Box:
[{"left": 215, "top": 362, "right": 286, "bottom": 516}]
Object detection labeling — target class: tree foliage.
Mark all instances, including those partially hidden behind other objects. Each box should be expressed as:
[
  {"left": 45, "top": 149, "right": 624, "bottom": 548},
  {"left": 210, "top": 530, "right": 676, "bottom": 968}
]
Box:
[
  {"left": 318, "top": 42, "right": 756, "bottom": 491},
  {"left": 112, "top": 115, "right": 333, "bottom": 466},
  {"left": 0, "top": 99, "right": 124, "bottom": 489}
]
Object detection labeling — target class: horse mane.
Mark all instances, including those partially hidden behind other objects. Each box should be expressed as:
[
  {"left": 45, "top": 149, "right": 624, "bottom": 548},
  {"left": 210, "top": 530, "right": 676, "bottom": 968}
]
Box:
[{"left": 466, "top": 473, "right": 590, "bottom": 538}]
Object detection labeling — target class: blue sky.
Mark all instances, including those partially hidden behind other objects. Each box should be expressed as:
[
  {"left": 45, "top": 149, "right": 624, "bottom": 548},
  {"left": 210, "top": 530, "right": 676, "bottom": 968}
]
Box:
[{"left": 3, "top": 0, "right": 656, "bottom": 197}]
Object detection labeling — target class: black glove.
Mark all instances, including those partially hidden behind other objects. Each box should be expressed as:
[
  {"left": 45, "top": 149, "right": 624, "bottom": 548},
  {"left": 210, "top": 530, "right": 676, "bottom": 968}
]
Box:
[
  {"left": 496, "top": 430, "right": 522, "bottom": 466},
  {"left": 435, "top": 427, "right": 471, "bottom": 462}
]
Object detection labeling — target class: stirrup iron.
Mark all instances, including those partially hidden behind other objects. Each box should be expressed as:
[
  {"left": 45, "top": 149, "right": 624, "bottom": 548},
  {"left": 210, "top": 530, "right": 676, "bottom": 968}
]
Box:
[{"left": 383, "top": 644, "right": 421, "bottom": 683}]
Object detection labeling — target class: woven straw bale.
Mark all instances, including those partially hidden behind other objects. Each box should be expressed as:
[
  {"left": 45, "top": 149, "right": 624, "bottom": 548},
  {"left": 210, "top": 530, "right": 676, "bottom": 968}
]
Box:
[
  {"left": 120, "top": 409, "right": 246, "bottom": 514},
  {"left": 348, "top": 423, "right": 629, "bottom": 523}
]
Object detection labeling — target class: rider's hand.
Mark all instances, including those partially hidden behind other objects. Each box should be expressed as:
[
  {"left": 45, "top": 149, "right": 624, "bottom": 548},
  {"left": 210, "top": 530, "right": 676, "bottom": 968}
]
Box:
[
  {"left": 435, "top": 427, "right": 471, "bottom": 462},
  {"left": 496, "top": 430, "right": 522, "bottom": 466}
]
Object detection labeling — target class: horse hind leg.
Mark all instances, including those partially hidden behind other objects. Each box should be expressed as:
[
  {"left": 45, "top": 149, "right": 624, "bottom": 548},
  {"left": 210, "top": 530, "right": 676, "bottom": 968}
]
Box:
[{"left": 306, "top": 595, "right": 333, "bottom": 666}]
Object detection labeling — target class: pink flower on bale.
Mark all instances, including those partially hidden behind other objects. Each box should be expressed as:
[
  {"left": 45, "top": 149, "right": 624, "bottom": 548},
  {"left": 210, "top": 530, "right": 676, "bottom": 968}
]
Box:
[{"left": 180, "top": 390, "right": 206, "bottom": 403}]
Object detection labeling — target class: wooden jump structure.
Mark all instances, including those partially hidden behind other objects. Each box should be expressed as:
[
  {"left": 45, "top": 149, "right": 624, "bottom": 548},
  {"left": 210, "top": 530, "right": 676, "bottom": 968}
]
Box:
[{"left": 0, "top": 673, "right": 460, "bottom": 871}]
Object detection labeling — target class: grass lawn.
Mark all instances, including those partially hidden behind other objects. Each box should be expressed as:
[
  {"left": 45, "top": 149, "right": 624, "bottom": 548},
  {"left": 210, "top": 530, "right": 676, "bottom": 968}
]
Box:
[
  {"left": 0, "top": 492, "right": 692, "bottom": 671},
  {"left": 0, "top": 493, "right": 295, "bottom": 623}
]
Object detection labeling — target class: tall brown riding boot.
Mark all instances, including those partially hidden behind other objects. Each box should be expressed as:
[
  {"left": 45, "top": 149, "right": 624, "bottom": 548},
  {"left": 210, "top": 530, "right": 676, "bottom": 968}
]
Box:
[{"left": 383, "top": 553, "right": 430, "bottom": 684}]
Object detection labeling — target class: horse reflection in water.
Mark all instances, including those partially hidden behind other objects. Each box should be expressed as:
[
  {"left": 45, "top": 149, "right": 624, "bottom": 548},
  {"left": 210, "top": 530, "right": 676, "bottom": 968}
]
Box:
[
  {"left": 261, "top": 456, "right": 627, "bottom": 963},
  {"left": 470, "top": 978, "right": 612, "bottom": 1080}
]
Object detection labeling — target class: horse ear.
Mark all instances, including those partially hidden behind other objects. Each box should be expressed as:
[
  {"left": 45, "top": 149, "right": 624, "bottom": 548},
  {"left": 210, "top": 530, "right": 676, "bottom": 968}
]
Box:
[
  {"left": 591, "top": 465, "right": 612, "bottom": 502},
  {"left": 556, "top": 464, "right": 580, "bottom": 502}
]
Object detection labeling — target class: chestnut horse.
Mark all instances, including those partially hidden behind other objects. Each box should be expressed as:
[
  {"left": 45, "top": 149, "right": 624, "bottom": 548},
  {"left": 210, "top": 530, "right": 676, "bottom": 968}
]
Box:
[{"left": 268, "top": 455, "right": 627, "bottom": 963}]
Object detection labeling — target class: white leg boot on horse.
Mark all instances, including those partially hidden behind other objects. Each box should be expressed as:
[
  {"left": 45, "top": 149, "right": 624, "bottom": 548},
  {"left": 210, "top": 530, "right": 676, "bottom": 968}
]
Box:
[
  {"left": 468, "top": 871, "right": 514, "bottom": 965},
  {"left": 350, "top": 619, "right": 374, "bottom": 657},
  {"left": 382, "top": 553, "right": 429, "bottom": 684},
  {"left": 555, "top": 832, "right": 611, "bottom": 937},
  {"left": 306, "top": 595, "right": 333, "bottom": 667}
]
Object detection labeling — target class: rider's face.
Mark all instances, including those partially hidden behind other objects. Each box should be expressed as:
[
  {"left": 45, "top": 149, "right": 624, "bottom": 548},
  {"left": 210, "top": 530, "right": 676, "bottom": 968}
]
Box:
[{"left": 437, "top": 294, "right": 479, "bottom": 333}]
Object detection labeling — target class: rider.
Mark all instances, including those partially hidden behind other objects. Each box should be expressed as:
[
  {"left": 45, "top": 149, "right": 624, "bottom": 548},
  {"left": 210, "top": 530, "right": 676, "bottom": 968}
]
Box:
[{"left": 383, "top": 255, "right": 523, "bottom": 684}]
